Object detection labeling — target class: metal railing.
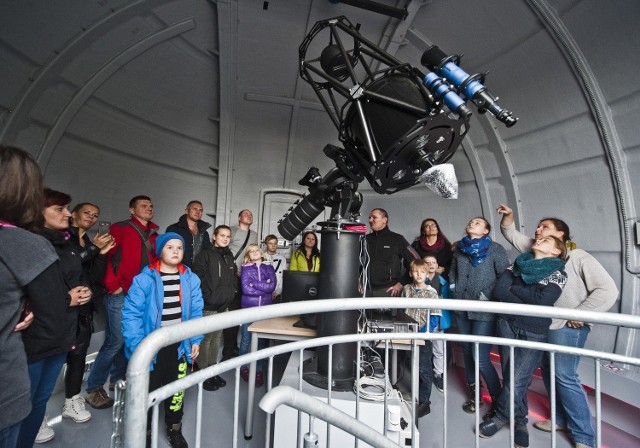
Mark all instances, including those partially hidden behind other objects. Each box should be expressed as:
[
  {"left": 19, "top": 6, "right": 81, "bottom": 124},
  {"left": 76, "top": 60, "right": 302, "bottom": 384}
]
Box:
[{"left": 117, "top": 298, "right": 640, "bottom": 448}]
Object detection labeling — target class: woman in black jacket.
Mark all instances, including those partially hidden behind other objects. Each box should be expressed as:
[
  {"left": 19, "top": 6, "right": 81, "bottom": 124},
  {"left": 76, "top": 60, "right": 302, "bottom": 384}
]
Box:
[
  {"left": 17, "top": 188, "right": 92, "bottom": 447},
  {"left": 411, "top": 218, "right": 453, "bottom": 279},
  {"left": 58, "top": 202, "right": 114, "bottom": 424}
]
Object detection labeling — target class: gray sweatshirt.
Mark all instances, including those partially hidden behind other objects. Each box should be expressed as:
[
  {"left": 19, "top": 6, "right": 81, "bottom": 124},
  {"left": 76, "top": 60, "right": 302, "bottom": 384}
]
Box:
[{"left": 501, "top": 222, "right": 618, "bottom": 329}]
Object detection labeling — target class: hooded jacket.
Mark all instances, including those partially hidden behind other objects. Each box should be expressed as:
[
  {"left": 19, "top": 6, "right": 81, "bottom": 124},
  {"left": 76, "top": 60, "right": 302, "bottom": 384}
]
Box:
[
  {"left": 22, "top": 228, "right": 81, "bottom": 362},
  {"left": 192, "top": 245, "right": 238, "bottom": 312},
  {"left": 121, "top": 261, "right": 204, "bottom": 370}
]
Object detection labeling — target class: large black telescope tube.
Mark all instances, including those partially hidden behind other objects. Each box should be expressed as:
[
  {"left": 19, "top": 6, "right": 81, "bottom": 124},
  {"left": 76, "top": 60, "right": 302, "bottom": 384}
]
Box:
[{"left": 277, "top": 193, "right": 325, "bottom": 241}]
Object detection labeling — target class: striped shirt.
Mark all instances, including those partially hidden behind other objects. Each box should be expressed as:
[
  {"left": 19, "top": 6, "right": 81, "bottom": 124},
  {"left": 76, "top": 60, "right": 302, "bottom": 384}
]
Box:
[{"left": 160, "top": 271, "right": 182, "bottom": 327}]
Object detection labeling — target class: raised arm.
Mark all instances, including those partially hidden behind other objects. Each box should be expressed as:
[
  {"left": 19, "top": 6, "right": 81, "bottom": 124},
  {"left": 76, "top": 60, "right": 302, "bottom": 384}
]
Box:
[{"left": 497, "top": 204, "right": 533, "bottom": 253}]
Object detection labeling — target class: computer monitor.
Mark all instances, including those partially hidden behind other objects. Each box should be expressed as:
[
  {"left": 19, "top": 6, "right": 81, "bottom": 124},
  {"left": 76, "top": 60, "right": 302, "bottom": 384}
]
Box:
[
  {"left": 281, "top": 271, "right": 320, "bottom": 328},
  {"left": 281, "top": 271, "right": 320, "bottom": 303}
]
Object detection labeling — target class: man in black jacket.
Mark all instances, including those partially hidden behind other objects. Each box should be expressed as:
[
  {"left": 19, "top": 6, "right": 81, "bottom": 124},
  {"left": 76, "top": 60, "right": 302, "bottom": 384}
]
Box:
[
  {"left": 364, "top": 208, "right": 419, "bottom": 297},
  {"left": 192, "top": 225, "right": 238, "bottom": 391},
  {"left": 166, "top": 200, "right": 212, "bottom": 268}
]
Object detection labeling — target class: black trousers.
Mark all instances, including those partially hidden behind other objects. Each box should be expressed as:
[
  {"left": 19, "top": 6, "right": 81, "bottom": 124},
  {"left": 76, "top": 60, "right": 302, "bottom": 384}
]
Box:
[
  {"left": 222, "top": 292, "right": 241, "bottom": 358},
  {"left": 148, "top": 342, "right": 187, "bottom": 429},
  {"left": 65, "top": 313, "right": 93, "bottom": 398}
]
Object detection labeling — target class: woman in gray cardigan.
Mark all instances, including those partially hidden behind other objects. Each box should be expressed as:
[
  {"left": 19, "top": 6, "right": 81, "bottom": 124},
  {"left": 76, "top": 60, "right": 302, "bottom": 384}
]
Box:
[{"left": 449, "top": 217, "right": 510, "bottom": 415}]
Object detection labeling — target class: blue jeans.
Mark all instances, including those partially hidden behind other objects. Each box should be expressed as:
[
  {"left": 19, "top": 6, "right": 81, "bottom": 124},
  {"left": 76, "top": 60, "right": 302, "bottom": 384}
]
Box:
[
  {"left": 0, "top": 421, "right": 21, "bottom": 448},
  {"left": 239, "top": 322, "right": 265, "bottom": 369},
  {"left": 494, "top": 318, "right": 547, "bottom": 425},
  {"left": 455, "top": 313, "right": 501, "bottom": 397},
  {"left": 417, "top": 340, "right": 434, "bottom": 404},
  {"left": 87, "top": 293, "right": 127, "bottom": 392},
  {"left": 542, "top": 325, "right": 594, "bottom": 447},
  {"left": 17, "top": 353, "right": 67, "bottom": 448}
]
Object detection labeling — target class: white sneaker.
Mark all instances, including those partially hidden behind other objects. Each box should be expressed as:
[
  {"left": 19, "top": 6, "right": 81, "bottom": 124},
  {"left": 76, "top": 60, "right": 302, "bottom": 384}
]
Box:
[
  {"left": 62, "top": 394, "right": 92, "bottom": 423},
  {"left": 35, "top": 415, "right": 55, "bottom": 444}
]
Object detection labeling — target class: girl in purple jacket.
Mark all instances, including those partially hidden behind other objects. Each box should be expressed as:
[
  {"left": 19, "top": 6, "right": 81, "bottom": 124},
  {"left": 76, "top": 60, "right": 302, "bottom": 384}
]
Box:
[{"left": 238, "top": 244, "right": 276, "bottom": 386}]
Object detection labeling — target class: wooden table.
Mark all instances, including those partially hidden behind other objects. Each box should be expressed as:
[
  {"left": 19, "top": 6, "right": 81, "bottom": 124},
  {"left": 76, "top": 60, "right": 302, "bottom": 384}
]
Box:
[{"left": 243, "top": 315, "right": 421, "bottom": 440}]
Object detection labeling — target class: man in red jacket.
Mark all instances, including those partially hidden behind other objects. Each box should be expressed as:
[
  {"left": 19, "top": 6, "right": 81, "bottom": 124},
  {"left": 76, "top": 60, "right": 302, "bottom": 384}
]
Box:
[{"left": 85, "top": 195, "right": 159, "bottom": 409}]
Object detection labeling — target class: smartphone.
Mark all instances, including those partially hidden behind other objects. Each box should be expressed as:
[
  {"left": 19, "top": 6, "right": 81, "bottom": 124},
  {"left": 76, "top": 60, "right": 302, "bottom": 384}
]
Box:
[
  {"left": 98, "top": 221, "right": 111, "bottom": 235},
  {"left": 19, "top": 301, "right": 31, "bottom": 323}
]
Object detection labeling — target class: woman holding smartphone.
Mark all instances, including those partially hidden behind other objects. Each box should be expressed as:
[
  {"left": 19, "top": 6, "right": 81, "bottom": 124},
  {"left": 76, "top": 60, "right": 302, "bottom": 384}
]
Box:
[{"left": 56, "top": 204, "right": 114, "bottom": 424}]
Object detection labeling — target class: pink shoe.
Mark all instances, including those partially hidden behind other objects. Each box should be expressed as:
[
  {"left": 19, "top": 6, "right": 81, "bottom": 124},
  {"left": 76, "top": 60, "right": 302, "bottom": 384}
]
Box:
[
  {"left": 240, "top": 367, "right": 249, "bottom": 382},
  {"left": 255, "top": 371, "right": 264, "bottom": 387}
]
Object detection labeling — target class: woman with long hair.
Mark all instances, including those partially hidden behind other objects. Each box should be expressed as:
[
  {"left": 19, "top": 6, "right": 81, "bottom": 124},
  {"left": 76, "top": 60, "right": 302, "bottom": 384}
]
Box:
[
  {"left": 0, "top": 146, "right": 58, "bottom": 447},
  {"left": 497, "top": 204, "right": 618, "bottom": 448},
  {"left": 289, "top": 231, "right": 320, "bottom": 272},
  {"left": 19, "top": 189, "right": 94, "bottom": 446},
  {"left": 238, "top": 244, "right": 276, "bottom": 387},
  {"left": 449, "top": 216, "right": 509, "bottom": 416},
  {"left": 411, "top": 218, "right": 453, "bottom": 278}
]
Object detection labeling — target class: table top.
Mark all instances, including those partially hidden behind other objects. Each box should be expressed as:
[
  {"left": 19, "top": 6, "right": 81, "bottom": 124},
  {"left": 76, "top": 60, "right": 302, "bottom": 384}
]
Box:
[
  {"left": 248, "top": 315, "right": 317, "bottom": 338},
  {"left": 248, "top": 315, "right": 423, "bottom": 346}
]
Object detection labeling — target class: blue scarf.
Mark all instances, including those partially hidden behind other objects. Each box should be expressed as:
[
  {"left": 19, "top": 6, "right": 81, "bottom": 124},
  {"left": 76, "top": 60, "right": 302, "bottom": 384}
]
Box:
[
  {"left": 512, "top": 252, "right": 565, "bottom": 284},
  {"left": 457, "top": 235, "right": 492, "bottom": 266}
]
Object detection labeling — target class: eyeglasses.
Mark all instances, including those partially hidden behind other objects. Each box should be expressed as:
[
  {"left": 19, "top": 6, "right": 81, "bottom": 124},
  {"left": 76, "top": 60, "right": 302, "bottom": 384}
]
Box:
[{"left": 424, "top": 224, "right": 437, "bottom": 228}]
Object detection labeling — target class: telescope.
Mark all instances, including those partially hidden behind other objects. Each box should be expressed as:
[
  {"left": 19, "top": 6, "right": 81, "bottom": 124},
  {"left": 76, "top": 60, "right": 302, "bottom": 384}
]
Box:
[{"left": 278, "top": 16, "right": 517, "bottom": 240}]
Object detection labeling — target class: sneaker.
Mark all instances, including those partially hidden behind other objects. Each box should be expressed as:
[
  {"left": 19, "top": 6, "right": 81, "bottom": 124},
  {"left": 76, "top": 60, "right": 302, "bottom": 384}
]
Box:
[
  {"left": 433, "top": 375, "right": 444, "bottom": 393},
  {"left": 108, "top": 382, "right": 116, "bottom": 391},
  {"left": 255, "top": 371, "right": 264, "bottom": 387},
  {"left": 478, "top": 417, "right": 506, "bottom": 438},
  {"left": 462, "top": 397, "right": 482, "bottom": 413},
  {"left": 533, "top": 419, "right": 566, "bottom": 433},
  {"left": 462, "top": 383, "right": 482, "bottom": 413},
  {"left": 575, "top": 443, "right": 592, "bottom": 448},
  {"left": 212, "top": 375, "right": 226, "bottom": 388},
  {"left": 35, "top": 415, "right": 55, "bottom": 444},
  {"left": 203, "top": 378, "right": 219, "bottom": 391},
  {"left": 85, "top": 387, "right": 114, "bottom": 409},
  {"left": 515, "top": 424, "right": 529, "bottom": 448},
  {"left": 166, "top": 423, "right": 188, "bottom": 448},
  {"left": 417, "top": 401, "right": 431, "bottom": 418},
  {"left": 62, "top": 394, "right": 92, "bottom": 422},
  {"left": 240, "top": 367, "right": 249, "bottom": 382}
]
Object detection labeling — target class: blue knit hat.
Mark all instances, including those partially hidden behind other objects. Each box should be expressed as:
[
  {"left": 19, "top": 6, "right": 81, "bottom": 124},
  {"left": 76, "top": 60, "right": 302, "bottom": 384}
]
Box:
[{"left": 155, "top": 232, "right": 185, "bottom": 258}]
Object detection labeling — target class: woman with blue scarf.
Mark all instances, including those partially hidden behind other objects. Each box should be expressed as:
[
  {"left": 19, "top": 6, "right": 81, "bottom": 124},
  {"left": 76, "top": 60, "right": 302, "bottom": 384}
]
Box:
[
  {"left": 449, "top": 217, "right": 509, "bottom": 415},
  {"left": 478, "top": 235, "right": 567, "bottom": 447}
]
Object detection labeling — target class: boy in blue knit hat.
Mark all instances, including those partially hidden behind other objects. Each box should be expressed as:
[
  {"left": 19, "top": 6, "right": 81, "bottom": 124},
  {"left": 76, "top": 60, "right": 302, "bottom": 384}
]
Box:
[{"left": 122, "top": 232, "right": 204, "bottom": 448}]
